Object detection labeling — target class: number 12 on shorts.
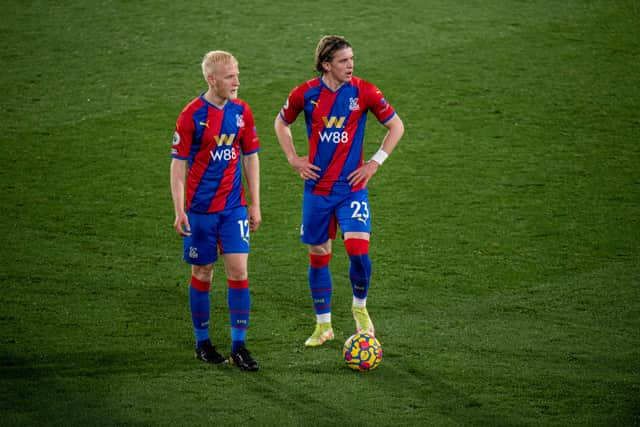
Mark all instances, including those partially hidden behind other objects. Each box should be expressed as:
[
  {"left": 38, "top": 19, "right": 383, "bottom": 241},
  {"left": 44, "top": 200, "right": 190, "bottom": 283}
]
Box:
[{"left": 238, "top": 219, "right": 250, "bottom": 243}]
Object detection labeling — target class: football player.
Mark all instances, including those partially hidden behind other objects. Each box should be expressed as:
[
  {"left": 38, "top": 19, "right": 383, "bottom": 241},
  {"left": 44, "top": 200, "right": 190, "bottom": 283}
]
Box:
[
  {"left": 171, "top": 51, "right": 261, "bottom": 370},
  {"left": 274, "top": 35, "right": 404, "bottom": 346}
]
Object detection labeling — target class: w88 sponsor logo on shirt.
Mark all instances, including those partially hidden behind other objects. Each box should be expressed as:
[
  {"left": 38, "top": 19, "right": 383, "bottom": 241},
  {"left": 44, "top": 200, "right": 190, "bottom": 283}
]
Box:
[{"left": 319, "top": 115, "right": 348, "bottom": 143}]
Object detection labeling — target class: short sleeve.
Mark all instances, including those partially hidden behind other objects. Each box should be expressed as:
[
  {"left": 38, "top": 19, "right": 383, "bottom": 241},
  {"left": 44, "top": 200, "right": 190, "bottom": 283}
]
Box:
[
  {"left": 240, "top": 103, "right": 260, "bottom": 155},
  {"left": 364, "top": 83, "right": 396, "bottom": 124},
  {"left": 278, "top": 84, "right": 306, "bottom": 124},
  {"left": 171, "top": 108, "right": 195, "bottom": 159}
]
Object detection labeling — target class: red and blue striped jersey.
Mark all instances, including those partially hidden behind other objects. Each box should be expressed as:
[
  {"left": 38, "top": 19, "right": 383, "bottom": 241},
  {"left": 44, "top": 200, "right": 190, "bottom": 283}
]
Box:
[
  {"left": 279, "top": 76, "right": 395, "bottom": 196},
  {"left": 172, "top": 96, "right": 260, "bottom": 213}
]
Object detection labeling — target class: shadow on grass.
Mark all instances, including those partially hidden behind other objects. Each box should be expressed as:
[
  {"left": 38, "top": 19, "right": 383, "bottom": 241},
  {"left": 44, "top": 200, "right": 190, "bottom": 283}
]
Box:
[{"left": 0, "top": 347, "right": 192, "bottom": 425}]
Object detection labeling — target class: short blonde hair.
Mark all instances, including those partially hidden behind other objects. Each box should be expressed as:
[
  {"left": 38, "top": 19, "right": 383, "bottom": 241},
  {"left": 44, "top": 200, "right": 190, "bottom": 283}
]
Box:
[{"left": 201, "top": 50, "right": 238, "bottom": 81}]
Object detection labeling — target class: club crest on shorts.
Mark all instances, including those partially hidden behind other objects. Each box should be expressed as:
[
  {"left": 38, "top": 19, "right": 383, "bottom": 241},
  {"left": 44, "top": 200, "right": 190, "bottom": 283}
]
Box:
[{"left": 189, "top": 246, "right": 199, "bottom": 259}]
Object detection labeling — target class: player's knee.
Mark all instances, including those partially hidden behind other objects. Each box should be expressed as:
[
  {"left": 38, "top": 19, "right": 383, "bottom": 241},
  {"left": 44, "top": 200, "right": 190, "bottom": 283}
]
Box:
[
  {"left": 223, "top": 254, "right": 248, "bottom": 281},
  {"left": 309, "top": 241, "right": 331, "bottom": 256},
  {"left": 192, "top": 264, "right": 213, "bottom": 282},
  {"left": 226, "top": 266, "right": 248, "bottom": 281}
]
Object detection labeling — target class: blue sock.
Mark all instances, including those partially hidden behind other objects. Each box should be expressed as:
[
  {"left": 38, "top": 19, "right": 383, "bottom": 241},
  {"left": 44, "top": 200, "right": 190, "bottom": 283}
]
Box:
[
  {"left": 349, "top": 253, "right": 372, "bottom": 299},
  {"left": 309, "top": 253, "right": 332, "bottom": 316},
  {"left": 228, "top": 279, "right": 250, "bottom": 353},
  {"left": 189, "top": 277, "right": 211, "bottom": 347},
  {"left": 189, "top": 287, "right": 210, "bottom": 346},
  {"left": 345, "top": 239, "right": 372, "bottom": 300}
]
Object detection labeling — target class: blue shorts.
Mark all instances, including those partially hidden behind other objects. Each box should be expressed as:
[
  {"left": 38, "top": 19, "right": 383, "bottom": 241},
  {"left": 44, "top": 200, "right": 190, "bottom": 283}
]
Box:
[
  {"left": 183, "top": 206, "right": 250, "bottom": 265},
  {"left": 301, "top": 189, "right": 371, "bottom": 245}
]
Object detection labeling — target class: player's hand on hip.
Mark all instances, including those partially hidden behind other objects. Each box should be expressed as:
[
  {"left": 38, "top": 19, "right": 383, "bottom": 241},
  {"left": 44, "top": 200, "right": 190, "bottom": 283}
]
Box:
[
  {"left": 290, "top": 156, "right": 321, "bottom": 180},
  {"left": 348, "top": 161, "right": 379, "bottom": 187},
  {"left": 174, "top": 213, "right": 192, "bottom": 236}
]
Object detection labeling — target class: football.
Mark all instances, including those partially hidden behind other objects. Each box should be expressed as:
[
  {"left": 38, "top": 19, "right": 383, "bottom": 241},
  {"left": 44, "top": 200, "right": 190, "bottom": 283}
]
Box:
[{"left": 343, "top": 333, "right": 383, "bottom": 371}]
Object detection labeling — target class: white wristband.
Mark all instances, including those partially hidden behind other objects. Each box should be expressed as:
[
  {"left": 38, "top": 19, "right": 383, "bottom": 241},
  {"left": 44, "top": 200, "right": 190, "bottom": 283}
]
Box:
[{"left": 370, "top": 149, "right": 389, "bottom": 165}]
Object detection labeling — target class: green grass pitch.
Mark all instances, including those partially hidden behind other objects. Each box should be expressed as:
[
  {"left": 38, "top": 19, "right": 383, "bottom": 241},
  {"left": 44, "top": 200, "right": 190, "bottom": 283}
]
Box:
[{"left": 1, "top": 0, "right": 639, "bottom": 425}]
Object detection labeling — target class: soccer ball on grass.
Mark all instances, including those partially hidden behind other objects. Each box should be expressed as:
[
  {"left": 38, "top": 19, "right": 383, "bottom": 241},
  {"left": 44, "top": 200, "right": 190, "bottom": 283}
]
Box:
[{"left": 343, "top": 333, "right": 382, "bottom": 371}]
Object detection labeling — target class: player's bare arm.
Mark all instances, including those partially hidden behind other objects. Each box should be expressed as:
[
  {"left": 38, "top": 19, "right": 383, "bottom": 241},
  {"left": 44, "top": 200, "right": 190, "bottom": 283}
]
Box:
[
  {"left": 242, "top": 153, "right": 262, "bottom": 232},
  {"left": 274, "top": 116, "right": 321, "bottom": 180},
  {"left": 170, "top": 158, "right": 192, "bottom": 236},
  {"left": 347, "top": 114, "right": 405, "bottom": 187}
]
